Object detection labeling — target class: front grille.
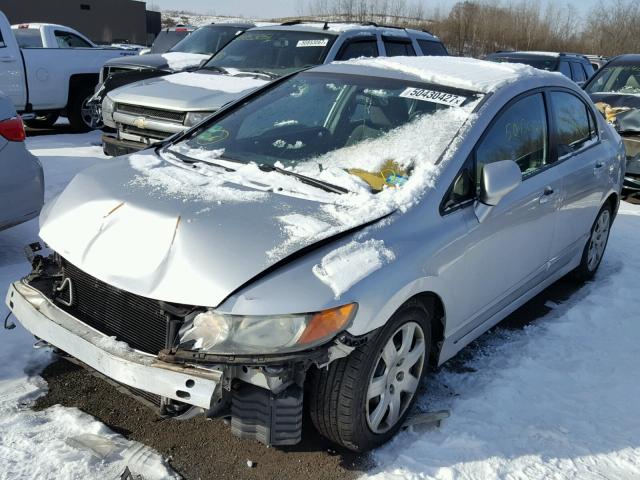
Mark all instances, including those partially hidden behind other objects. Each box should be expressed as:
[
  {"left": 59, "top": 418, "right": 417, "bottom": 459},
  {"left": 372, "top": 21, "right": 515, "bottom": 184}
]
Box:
[
  {"left": 122, "top": 124, "right": 174, "bottom": 141},
  {"left": 59, "top": 260, "right": 169, "bottom": 354},
  {"left": 103, "top": 66, "right": 136, "bottom": 79},
  {"left": 116, "top": 103, "right": 185, "bottom": 123}
]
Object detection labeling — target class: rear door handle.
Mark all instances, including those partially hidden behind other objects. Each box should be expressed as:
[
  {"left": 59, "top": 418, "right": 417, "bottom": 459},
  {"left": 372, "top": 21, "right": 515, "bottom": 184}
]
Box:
[
  {"left": 0, "top": 56, "right": 15, "bottom": 63},
  {"left": 539, "top": 186, "right": 554, "bottom": 204}
]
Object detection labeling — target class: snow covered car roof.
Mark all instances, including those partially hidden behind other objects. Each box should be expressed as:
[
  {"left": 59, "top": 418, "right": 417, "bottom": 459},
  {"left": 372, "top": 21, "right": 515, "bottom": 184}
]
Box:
[{"left": 313, "top": 56, "right": 561, "bottom": 94}]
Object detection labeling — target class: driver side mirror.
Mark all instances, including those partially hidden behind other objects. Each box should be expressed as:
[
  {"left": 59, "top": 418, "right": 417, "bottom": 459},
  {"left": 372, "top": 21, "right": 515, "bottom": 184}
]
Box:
[{"left": 474, "top": 160, "right": 522, "bottom": 222}]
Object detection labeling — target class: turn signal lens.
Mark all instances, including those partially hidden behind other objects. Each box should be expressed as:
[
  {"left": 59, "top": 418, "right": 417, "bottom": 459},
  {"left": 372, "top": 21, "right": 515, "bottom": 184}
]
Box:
[
  {"left": 297, "top": 303, "right": 357, "bottom": 346},
  {"left": 0, "top": 116, "right": 26, "bottom": 142}
]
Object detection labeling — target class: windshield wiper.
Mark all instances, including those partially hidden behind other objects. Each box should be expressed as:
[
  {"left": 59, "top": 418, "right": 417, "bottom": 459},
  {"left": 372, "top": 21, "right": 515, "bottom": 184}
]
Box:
[
  {"left": 164, "top": 148, "right": 237, "bottom": 172},
  {"left": 245, "top": 69, "right": 279, "bottom": 80},
  {"left": 258, "top": 164, "right": 348, "bottom": 194},
  {"left": 202, "top": 65, "right": 229, "bottom": 75}
]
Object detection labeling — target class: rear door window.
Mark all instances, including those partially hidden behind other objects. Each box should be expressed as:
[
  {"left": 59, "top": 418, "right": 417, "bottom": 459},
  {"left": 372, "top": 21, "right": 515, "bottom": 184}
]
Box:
[
  {"left": 570, "top": 62, "right": 586, "bottom": 83},
  {"left": 550, "top": 91, "right": 595, "bottom": 157},
  {"left": 559, "top": 61, "right": 572, "bottom": 79},
  {"left": 336, "top": 38, "right": 379, "bottom": 60},
  {"left": 476, "top": 93, "right": 549, "bottom": 178},
  {"left": 13, "top": 28, "right": 43, "bottom": 48},
  {"left": 54, "top": 30, "right": 92, "bottom": 48},
  {"left": 417, "top": 39, "right": 447, "bottom": 56},
  {"left": 382, "top": 37, "right": 416, "bottom": 57}
]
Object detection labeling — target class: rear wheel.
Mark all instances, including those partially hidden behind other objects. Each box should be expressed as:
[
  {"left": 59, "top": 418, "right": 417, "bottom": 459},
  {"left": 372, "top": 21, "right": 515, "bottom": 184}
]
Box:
[
  {"left": 67, "top": 86, "right": 96, "bottom": 132},
  {"left": 574, "top": 203, "right": 612, "bottom": 281},
  {"left": 309, "top": 301, "right": 431, "bottom": 452},
  {"left": 24, "top": 113, "right": 59, "bottom": 129}
]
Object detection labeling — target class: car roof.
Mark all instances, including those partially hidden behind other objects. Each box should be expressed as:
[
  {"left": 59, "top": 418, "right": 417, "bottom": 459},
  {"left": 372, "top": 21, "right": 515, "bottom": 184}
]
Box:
[
  {"left": 606, "top": 54, "right": 640, "bottom": 65},
  {"left": 250, "top": 22, "right": 441, "bottom": 41},
  {"left": 201, "top": 23, "right": 255, "bottom": 29},
  {"left": 309, "top": 56, "right": 560, "bottom": 94}
]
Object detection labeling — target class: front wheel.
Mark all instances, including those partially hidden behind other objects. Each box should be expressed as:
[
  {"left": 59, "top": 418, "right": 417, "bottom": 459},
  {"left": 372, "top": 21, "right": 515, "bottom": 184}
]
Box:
[
  {"left": 308, "top": 302, "right": 431, "bottom": 452},
  {"left": 67, "top": 86, "right": 97, "bottom": 132},
  {"left": 574, "top": 203, "right": 612, "bottom": 281}
]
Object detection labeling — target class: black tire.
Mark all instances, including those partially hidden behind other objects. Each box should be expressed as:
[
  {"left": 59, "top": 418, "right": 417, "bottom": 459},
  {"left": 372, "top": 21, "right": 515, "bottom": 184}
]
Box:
[
  {"left": 24, "top": 113, "right": 59, "bottom": 129},
  {"left": 67, "top": 86, "right": 95, "bottom": 132},
  {"left": 308, "top": 300, "right": 431, "bottom": 452},
  {"left": 573, "top": 203, "right": 613, "bottom": 282}
]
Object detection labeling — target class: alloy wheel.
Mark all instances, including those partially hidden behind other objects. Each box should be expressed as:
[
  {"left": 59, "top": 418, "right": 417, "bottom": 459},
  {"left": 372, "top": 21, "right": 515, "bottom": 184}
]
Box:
[
  {"left": 366, "top": 321, "right": 426, "bottom": 433},
  {"left": 587, "top": 209, "right": 610, "bottom": 271}
]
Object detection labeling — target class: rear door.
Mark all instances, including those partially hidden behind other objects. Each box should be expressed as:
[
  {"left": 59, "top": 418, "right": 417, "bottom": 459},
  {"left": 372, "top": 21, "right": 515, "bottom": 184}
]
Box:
[
  {"left": 547, "top": 89, "right": 605, "bottom": 269},
  {"left": 334, "top": 36, "right": 379, "bottom": 61},
  {"left": 381, "top": 36, "right": 416, "bottom": 57},
  {"left": 0, "top": 16, "right": 27, "bottom": 110}
]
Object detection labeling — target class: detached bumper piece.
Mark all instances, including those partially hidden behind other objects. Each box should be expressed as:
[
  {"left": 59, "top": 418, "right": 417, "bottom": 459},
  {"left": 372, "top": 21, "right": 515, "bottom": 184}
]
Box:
[{"left": 231, "top": 384, "right": 304, "bottom": 446}]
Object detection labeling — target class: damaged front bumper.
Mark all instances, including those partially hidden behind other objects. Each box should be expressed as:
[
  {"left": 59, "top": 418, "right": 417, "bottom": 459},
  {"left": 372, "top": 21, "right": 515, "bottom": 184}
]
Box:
[
  {"left": 5, "top": 281, "right": 222, "bottom": 409},
  {"left": 5, "top": 272, "right": 352, "bottom": 446}
]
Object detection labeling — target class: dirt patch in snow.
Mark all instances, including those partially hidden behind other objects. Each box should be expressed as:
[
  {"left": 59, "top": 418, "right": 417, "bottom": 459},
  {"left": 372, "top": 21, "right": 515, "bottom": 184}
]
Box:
[{"left": 34, "top": 360, "right": 372, "bottom": 480}]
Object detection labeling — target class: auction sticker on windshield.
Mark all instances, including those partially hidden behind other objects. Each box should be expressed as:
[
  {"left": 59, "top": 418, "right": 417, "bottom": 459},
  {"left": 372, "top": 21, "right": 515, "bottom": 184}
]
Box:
[
  {"left": 399, "top": 87, "right": 467, "bottom": 107},
  {"left": 296, "top": 39, "right": 329, "bottom": 47}
]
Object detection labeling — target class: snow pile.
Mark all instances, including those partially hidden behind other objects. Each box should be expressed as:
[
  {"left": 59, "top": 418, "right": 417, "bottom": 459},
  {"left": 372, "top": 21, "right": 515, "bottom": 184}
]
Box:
[
  {"left": 344, "top": 56, "right": 553, "bottom": 93},
  {"left": 365, "top": 201, "right": 640, "bottom": 480},
  {"left": 161, "top": 51, "right": 210, "bottom": 70},
  {"left": 312, "top": 239, "right": 395, "bottom": 299},
  {"left": 161, "top": 71, "right": 267, "bottom": 93},
  {"left": 0, "top": 133, "right": 178, "bottom": 479}
]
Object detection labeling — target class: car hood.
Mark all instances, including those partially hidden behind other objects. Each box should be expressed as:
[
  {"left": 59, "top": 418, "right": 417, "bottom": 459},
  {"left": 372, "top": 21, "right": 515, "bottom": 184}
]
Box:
[
  {"left": 590, "top": 92, "right": 640, "bottom": 134},
  {"left": 103, "top": 52, "right": 209, "bottom": 72},
  {"left": 108, "top": 70, "right": 268, "bottom": 112},
  {"left": 38, "top": 151, "right": 382, "bottom": 307}
]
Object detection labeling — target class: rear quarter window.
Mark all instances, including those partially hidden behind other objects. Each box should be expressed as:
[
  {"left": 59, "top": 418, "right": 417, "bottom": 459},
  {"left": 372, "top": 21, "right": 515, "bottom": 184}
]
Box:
[
  {"left": 13, "top": 28, "right": 43, "bottom": 48},
  {"left": 417, "top": 40, "right": 447, "bottom": 56}
]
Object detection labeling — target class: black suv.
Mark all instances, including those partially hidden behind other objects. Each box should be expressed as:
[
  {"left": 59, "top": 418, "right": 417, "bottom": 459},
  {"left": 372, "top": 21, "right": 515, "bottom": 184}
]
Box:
[{"left": 486, "top": 51, "right": 595, "bottom": 86}]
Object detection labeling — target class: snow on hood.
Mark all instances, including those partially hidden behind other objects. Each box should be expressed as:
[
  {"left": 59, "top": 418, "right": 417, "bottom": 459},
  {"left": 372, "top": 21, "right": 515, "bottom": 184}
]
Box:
[
  {"left": 160, "top": 52, "right": 210, "bottom": 70},
  {"left": 344, "top": 56, "right": 549, "bottom": 93},
  {"left": 162, "top": 70, "right": 268, "bottom": 93},
  {"left": 108, "top": 70, "right": 268, "bottom": 112}
]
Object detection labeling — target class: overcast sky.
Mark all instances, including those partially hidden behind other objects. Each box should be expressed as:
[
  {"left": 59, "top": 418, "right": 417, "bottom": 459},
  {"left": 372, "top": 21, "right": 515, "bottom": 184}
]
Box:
[{"left": 147, "top": 0, "right": 600, "bottom": 18}]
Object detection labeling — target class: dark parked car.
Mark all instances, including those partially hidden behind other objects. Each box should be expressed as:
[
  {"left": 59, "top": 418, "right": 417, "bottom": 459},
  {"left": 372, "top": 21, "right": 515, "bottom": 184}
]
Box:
[
  {"left": 89, "top": 23, "right": 254, "bottom": 127},
  {"left": 585, "top": 54, "right": 640, "bottom": 191},
  {"left": 486, "top": 51, "right": 595, "bottom": 86}
]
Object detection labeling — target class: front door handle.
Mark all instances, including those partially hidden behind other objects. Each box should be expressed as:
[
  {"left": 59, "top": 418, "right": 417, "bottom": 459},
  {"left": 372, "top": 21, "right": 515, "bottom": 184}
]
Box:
[
  {"left": 0, "top": 56, "right": 16, "bottom": 63},
  {"left": 594, "top": 160, "right": 605, "bottom": 174},
  {"left": 539, "top": 186, "right": 554, "bottom": 204}
]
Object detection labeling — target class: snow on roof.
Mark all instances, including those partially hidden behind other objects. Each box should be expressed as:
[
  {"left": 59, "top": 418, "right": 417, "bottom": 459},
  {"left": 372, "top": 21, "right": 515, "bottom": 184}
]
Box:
[{"left": 339, "top": 55, "right": 551, "bottom": 93}]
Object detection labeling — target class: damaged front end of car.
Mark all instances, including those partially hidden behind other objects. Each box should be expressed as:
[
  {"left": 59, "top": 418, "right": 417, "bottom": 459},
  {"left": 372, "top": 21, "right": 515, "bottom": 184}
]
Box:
[{"left": 6, "top": 249, "right": 363, "bottom": 446}]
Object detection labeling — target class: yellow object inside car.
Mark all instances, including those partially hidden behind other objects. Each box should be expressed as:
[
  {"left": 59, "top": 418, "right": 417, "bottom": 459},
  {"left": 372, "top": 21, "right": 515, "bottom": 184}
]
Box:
[{"left": 348, "top": 160, "right": 408, "bottom": 191}]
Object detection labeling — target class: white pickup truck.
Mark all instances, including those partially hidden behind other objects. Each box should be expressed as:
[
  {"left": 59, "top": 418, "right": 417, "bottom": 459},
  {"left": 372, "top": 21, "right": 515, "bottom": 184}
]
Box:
[
  {"left": 0, "top": 12, "right": 135, "bottom": 130},
  {"left": 11, "top": 22, "right": 96, "bottom": 48}
]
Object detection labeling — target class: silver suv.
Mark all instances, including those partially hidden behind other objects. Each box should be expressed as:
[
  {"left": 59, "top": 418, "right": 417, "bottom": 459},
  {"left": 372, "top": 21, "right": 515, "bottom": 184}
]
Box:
[{"left": 101, "top": 21, "right": 447, "bottom": 156}]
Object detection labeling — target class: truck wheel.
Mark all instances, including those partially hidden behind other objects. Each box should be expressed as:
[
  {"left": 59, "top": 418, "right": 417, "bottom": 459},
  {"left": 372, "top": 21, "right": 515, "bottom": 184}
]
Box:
[
  {"left": 67, "top": 86, "right": 96, "bottom": 132},
  {"left": 308, "top": 301, "right": 431, "bottom": 452},
  {"left": 573, "top": 203, "right": 612, "bottom": 281},
  {"left": 24, "top": 113, "right": 59, "bottom": 129}
]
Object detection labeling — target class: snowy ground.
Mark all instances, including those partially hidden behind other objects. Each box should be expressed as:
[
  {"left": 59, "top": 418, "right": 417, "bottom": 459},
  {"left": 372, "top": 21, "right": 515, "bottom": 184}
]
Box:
[{"left": 0, "top": 130, "right": 639, "bottom": 479}]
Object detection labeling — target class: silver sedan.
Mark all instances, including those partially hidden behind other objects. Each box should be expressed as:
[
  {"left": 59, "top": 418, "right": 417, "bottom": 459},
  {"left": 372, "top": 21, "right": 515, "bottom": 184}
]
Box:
[
  {"left": 0, "top": 94, "right": 44, "bottom": 231},
  {"left": 5, "top": 57, "right": 624, "bottom": 452}
]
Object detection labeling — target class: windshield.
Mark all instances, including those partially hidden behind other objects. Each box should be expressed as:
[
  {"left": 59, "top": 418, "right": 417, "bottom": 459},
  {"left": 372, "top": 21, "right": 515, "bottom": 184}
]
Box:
[
  {"left": 488, "top": 56, "right": 558, "bottom": 71},
  {"left": 170, "top": 26, "right": 242, "bottom": 55},
  {"left": 586, "top": 64, "right": 640, "bottom": 95},
  {"left": 203, "top": 30, "right": 336, "bottom": 77},
  {"left": 151, "top": 31, "right": 189, "bottom": 54},
  {"left": 168, "top": 72, "right": 481, "bottom": 193}
]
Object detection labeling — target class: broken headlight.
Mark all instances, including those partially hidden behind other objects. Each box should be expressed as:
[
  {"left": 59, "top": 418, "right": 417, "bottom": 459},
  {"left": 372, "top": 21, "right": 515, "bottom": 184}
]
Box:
[{"left": 178, "top": 303, "right": 357, "bottom": 355}]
